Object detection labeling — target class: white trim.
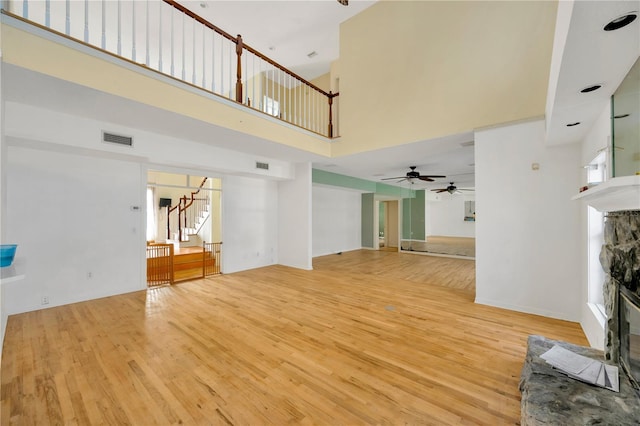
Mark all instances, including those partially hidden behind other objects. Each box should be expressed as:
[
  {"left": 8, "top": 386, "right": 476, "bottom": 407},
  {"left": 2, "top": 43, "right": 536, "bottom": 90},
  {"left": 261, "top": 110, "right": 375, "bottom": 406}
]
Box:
[{"left": 474, "top": 297, "right": 579, "bottom": 323}]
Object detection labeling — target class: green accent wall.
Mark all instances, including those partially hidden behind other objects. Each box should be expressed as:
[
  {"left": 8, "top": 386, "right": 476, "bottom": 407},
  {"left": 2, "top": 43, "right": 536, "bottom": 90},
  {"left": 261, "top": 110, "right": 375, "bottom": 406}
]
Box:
[
  {"left": 313, "top": 169, "right": 415, "bottom": 198},
  {"left": 313, "top": 169, "right": 422, "bottom": 247},
  {"left": 402, "top": 190, "right": 425, "bottom": 240},
  {"left": 361, "top": 193, "right": 375, "bottom": 248}
]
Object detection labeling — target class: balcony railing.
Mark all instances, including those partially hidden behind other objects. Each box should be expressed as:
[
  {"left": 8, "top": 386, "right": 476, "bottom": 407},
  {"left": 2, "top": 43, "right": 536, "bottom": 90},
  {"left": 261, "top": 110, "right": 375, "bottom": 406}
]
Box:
[{"left": 4, "top": 0, "right": 340, "bottom": 138}]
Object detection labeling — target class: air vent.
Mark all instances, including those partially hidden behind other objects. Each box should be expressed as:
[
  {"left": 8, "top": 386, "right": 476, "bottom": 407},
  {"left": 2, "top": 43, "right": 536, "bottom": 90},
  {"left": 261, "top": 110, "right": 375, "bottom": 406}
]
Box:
[
  {"left": 460, "top": 141, "right": 475, "bottom": 147},
  {"left": 256, "top": 161, "right": 270, "bottom": 170},
  {"left": 102, "top": 131, "right": 133, "bottom": 147}
]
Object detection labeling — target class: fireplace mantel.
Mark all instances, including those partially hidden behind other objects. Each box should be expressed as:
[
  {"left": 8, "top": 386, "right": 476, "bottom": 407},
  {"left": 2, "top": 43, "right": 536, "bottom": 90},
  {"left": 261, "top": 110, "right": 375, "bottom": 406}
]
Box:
[{"left": 572, "top": 175, "right": 640, "bottom": 212}]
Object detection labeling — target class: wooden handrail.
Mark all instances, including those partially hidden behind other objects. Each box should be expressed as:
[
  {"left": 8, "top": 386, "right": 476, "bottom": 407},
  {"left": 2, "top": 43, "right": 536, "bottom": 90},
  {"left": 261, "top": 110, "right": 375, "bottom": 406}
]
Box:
[
  {"left": 162, "top": 0, "right": 332, "bottom": 98},
  {"left": 166, "top": 177, "right": 209, "bottom": 241},
  {"left": 162, "top": 0, "right": 237, "bottom": 43}
]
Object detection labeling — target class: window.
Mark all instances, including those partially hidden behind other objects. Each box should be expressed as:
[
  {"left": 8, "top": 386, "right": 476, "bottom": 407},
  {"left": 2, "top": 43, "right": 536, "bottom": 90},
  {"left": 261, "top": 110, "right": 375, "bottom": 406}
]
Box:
[
  {"left": 586, "top": 151, "right": 607, "bottom": 318},
  {"left": 587, "top": 151, "right": 607, "bottom": 185},
  {"left": 263, "top": 96, "right": 280, "bottom": 117},
  {"left": 588, "top": 206, "right": 605, "bottom": 316}
]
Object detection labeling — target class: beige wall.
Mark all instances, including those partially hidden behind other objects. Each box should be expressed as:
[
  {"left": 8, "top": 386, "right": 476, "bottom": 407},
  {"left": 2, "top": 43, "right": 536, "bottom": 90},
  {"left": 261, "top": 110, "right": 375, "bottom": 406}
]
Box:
[{"left": 334, "top": 0, "right": 557, "bottom": 156}]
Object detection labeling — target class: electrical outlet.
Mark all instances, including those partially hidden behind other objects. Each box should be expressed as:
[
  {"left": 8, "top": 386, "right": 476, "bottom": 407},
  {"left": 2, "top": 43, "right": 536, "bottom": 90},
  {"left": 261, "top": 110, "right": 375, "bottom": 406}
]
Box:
[
  {"left": 41, "top": 296, "right": 49, "bottom": 305},
  {"left": 87, "top": 272, "right": 92, "bottom": 279}
]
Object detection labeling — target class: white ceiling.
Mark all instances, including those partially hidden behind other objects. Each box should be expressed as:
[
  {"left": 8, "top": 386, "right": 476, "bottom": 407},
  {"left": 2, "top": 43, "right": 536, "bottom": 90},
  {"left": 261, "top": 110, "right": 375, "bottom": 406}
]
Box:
[
  {"left": 546, "top": 0, "right": 640, "bottom": 146},
  {"left": 183, "top": 0, "right": 376, "bottom": 81}
]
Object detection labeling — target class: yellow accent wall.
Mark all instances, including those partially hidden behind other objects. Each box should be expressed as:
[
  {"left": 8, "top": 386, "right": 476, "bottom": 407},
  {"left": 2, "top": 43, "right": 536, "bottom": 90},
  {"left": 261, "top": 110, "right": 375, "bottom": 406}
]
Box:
[{"left": 334, "top": 0, "right": 557, "bottom": 156}]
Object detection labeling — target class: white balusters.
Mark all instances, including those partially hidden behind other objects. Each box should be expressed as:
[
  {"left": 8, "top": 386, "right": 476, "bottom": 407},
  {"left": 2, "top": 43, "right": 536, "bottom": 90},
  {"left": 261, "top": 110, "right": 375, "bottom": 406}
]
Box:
[
  {"left": 211, "top": 31, "right": 216, "bottom": 93},
  {"left": 131, "top": 0, "right": 136, "bottom": 62},
  {"left": 65, "top": 0, "right": 70, "bottom": 35},
  {"left": 83, "top": 0, "right": 88, "bottom": 42},
  {"left": 158, "top": 1, "right": 163, "bottom": 72},
  {"left": 101, "top": 0, "right": 106, "bottom": 49},
  {"left": 191, "top": 20, "right": 196, "bottom": 84},
  {"left": 117, "top": 0, "right": 121, "bottom": 56},
  {"left": 170, "top": 5, "right": 174, "bottom": 76},
  {"left": 181, "top": 12, "right": 185, "bottom": 80},
  {"left": 145, "top": 0, "right": 150, "bottom": 66},
  {"left": 202, "top": 24, "right": 206, "bottom": 89}
]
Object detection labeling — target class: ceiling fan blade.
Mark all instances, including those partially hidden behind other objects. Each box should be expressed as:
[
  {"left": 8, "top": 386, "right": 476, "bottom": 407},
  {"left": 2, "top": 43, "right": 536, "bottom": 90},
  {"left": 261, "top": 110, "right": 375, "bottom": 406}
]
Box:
[
  {"left": 457, "top": 189, "right": 475, "bottom": 191},
  {"left": 419, "top": 175, "right": 446, "bottom": 178},
  {"left": 418, "top": 176, "right": 434, "bottom": 182},
  {"left": 432, "top": 189, "right": 448, "bottom": 193},
  {"left": 380, "top": 176, "right": 406, "bottom": 181}
]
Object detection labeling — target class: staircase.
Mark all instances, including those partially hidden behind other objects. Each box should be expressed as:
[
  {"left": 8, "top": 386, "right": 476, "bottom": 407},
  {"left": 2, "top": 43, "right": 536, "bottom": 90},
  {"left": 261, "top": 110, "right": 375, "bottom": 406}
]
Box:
[{"left": 166, "top": 178, "right": 210, "bottom": 247}]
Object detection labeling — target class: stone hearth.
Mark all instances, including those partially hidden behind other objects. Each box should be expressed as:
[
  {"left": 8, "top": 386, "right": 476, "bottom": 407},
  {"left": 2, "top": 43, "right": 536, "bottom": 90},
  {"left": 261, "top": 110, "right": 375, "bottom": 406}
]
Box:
[{"left": 520, "top": 335, "right": 640, "bottom": 425}]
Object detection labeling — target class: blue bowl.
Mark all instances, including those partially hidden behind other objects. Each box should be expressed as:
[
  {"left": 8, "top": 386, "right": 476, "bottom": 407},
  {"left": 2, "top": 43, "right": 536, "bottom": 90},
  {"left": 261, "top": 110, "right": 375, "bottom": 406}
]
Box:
[{"left": 0, "top": 244, "right": 18, "bottom": 267}]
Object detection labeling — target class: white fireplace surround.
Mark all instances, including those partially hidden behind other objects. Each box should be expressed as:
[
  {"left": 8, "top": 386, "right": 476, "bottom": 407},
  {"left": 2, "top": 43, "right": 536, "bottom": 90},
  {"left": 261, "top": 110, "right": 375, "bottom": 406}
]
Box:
[{"left": 572, "top": 175, "right": 640, "bottom": 213}]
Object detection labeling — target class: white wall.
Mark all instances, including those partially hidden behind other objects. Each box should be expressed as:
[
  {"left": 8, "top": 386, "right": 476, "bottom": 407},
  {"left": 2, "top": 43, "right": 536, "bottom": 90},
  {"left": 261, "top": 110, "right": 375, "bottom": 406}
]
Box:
[
  {"left": 426, "top": 193, "right": 476, "bottom": 238},
  {"left": 1, "top": 101, "right": 296, "bottom": 321},
  {"left": 4, "top": 145, "right": 145, "bottom": 314},
  {"left": 222, "top": 175, "right": 278, "bottom": 274},
  {"left": 312, "top": 185, "right": 362, "bottom": 257},
  {"left": 278, "top": 163, "right": 312, "bottom": 270},
  {"left": 4, "top": 102, "right": 296, "bottom": 181},
  {"left": 475, "top": 119, "right": 582, "bottom": 321}
]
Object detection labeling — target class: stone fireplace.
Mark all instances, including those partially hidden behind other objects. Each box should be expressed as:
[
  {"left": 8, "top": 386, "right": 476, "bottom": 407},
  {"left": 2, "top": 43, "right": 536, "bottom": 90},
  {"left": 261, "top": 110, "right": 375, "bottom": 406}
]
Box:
[
  {"left": 600, "top": 210, "right": 640, "bottom": 395},
  {"left": 519, "top": 180, "right": 640, "bottom": 424}
]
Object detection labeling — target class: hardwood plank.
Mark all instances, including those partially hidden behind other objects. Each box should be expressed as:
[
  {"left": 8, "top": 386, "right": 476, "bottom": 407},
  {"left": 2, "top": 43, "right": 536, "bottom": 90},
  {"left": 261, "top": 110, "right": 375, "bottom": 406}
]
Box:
[{"left": 1, "top": 250, "right": 587, "bottom": 424}]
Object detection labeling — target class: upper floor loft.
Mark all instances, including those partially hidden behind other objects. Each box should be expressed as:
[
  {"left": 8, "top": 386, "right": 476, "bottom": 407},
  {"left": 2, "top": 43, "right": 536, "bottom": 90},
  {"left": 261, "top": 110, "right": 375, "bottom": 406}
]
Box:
[
  {"left": 1, "top": 0, "right": 341, "bottom": 160},
  {"left": 5, "top": 0, "right": 629, "bottom": 166}
]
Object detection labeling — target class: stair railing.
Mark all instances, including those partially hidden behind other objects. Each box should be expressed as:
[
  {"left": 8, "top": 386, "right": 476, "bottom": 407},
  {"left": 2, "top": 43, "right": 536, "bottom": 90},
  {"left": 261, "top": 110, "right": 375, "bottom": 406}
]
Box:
[
  {"left": 166, "top": 177, "right": 209, "bottom": 242},
  {"left": 3, "top": 0, "right": 340, "bottom": 138}
]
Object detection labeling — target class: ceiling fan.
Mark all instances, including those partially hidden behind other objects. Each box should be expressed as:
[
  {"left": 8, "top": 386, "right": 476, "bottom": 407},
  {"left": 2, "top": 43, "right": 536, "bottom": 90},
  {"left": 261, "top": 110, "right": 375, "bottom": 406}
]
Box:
[
  {"left": 431, "top": 182, "right": 474, "bottom": 194},
  {"left": 381, "top": 166, "right": 446, "bottom": 183}
]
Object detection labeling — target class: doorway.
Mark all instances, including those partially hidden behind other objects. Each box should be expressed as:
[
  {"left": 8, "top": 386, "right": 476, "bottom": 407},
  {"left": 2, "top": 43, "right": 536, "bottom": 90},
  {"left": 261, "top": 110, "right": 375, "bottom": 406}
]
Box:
[
  {"left": 378, "top": 200, "right": 399, "bottom": 250},
  {"left": 145, "top": 170, "right": 222, "bottom": 285}
]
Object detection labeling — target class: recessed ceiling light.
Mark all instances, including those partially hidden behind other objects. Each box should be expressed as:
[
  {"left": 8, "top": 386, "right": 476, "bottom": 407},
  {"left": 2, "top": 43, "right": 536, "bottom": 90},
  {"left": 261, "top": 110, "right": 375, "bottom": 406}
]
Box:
[
  {"left": 199, "top": 2, "right": 208, "bottom": 8},
  {"left": 614, "top": 114, "right": 630, "bottom": 119},
  {"left": 566, "top": 122, "right": 581, "bottom": 127},
  {"left": 604, "top": 12, "right": 637, "bottom": 31},
  {"left": 580, "top": 84, "right": 602, "bottom": 93}
]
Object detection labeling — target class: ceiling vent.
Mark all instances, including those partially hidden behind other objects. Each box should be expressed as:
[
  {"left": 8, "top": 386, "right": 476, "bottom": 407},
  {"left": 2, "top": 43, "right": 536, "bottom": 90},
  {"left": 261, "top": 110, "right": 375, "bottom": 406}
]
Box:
[
  {"left": 256, "top": 161, "right": 270, "bottom": 170},
  {"left": 102, "top": 131, "right": 133, "bottom": 147}
]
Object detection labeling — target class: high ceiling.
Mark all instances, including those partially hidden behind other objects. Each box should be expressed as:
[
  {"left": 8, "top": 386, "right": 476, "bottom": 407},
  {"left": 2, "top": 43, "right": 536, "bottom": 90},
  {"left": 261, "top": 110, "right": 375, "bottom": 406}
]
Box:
[
  {"left": 5, "top": 0, "right": 639, "bottom": 192},
  {"left": 182, "top": 0, "right": 476, "bottom": 189},
  {"left": 183, "top": 0, "right": 377, "bottom": 81}
]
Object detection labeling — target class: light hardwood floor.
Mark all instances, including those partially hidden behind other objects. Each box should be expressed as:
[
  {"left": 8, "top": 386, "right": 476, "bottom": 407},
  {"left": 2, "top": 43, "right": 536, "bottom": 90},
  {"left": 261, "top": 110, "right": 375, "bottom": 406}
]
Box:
[{"left": 1, "top": 250, "right": 587, "bottom": 425}]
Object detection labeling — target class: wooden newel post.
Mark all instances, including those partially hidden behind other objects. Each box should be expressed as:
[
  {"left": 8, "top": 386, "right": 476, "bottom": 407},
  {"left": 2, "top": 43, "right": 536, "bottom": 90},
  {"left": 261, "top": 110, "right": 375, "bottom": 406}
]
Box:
[
  {"left": 328, "top": 91, "right": 334, "bottom": 138},
  {"left": 235, "top": 34, "right": 243, "bottom": 103}
]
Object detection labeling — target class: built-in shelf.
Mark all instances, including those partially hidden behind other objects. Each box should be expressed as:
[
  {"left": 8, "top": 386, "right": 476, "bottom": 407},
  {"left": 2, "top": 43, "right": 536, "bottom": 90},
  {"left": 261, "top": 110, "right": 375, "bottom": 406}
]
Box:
[{"left": 572, "top": 175, "right": 640, "bottom": 212}]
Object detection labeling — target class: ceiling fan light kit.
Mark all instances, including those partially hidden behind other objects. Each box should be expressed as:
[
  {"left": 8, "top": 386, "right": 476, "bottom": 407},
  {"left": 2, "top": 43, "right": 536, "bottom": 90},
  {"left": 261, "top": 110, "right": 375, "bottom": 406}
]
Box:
[
  {"left": 381, "top": 166, "right": 445, "bottom": 183},
  {"left": 431, "top": 182, "right": 475, "bottom": 195}
]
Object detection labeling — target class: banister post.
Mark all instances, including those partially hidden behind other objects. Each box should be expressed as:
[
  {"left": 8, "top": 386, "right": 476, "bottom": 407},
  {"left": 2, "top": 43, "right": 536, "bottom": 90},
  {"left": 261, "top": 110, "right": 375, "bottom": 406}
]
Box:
[
  {"left": 166, "top": 206, "right": 171, "bottom": 240},
  {"left": 236, "top": 34, "right": 243, "bottom": 103},
  {"left": 328, "top": 91, "right": 334, "bottom": 138}
]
